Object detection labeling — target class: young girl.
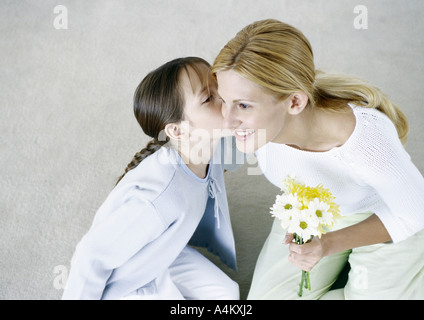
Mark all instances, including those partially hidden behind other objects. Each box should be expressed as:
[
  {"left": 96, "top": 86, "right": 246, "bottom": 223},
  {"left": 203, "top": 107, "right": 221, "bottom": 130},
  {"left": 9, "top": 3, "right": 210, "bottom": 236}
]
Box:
[
  {"left": 213, "top": 19, "right": 424, "bottom": 299},
  {"left": 62, "top": 57, "right": 239, "bottom": 300}
]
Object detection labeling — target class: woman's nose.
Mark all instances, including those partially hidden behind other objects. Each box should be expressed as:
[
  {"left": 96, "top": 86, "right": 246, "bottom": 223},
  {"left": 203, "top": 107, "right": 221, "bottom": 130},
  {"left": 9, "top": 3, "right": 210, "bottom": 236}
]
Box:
[{"left": 221, "top": 104, "right": 238, "bottom": 129}]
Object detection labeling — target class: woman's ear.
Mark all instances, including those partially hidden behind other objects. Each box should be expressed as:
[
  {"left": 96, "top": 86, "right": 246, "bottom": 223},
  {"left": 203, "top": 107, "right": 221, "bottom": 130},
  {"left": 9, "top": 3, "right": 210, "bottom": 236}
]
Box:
[
  {"left": 164, "top": 122, "right": 188, "bottom": 141},
  {"left": 286, "top": 92, "right": 309, "bottom": 115}
]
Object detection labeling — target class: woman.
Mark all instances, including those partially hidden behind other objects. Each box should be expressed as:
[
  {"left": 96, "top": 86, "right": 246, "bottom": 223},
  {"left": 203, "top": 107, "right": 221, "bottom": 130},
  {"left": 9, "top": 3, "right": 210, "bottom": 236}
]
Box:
[
  {"left": 212, "top": 19, "right": 424, "bottom": 299},
  {"left": 62, "top": 57, "right": 239, "bottom": 300}
]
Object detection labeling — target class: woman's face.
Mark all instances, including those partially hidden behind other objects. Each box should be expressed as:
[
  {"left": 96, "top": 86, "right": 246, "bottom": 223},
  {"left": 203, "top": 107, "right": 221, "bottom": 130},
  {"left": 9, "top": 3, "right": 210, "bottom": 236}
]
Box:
[{"left": 216, "top": 69, "right": 289, "bottom": 153}]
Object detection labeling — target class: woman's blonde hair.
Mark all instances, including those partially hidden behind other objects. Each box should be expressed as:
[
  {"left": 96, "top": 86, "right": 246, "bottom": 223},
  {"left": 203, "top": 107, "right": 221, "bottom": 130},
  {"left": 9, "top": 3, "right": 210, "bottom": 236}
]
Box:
[{"left": 212, "top": 19, "right": 408, "bottom": 144}]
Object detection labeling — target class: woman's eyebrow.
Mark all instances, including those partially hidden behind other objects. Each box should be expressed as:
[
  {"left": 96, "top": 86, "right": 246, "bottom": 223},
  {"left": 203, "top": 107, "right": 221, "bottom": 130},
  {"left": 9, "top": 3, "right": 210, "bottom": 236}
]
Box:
[
  {"left": 233, "top": 98, "right": 255, "bottom": 103},
  {"left": 216, "top": 89, "right": 255, "bottom": 104},
  {"left": 227, "top": 98, "right": 256, "bottom": 105}
]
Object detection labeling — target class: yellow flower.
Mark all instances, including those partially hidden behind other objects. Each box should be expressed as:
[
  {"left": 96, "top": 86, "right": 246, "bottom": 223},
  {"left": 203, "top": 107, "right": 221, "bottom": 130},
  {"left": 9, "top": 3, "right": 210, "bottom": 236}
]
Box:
[{"left": 282, "top": 177, "right": 341, "bottom": 221}]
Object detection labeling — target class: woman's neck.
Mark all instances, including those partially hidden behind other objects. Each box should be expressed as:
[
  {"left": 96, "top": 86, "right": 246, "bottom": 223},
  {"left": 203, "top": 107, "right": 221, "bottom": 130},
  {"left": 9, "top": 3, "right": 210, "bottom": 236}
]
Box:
[{"left": 277, "top": 105, "right": 355, "bottom": 152}]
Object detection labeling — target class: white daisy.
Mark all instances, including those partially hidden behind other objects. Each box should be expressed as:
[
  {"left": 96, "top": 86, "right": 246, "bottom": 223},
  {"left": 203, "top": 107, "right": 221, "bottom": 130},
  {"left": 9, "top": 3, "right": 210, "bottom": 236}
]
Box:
[
  {"left": 287, "top": 210, "right": 320, "bottom": 242},
  {"left": 306, "top": 198, "right": 334, "bottom": 227},
  {"left": 270, "top": 193, "right": 302, "bottom": 229}
]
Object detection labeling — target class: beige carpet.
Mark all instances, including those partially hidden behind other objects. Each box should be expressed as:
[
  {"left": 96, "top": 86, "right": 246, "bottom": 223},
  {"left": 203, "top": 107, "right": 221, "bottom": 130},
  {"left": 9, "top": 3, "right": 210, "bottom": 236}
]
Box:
[{"left": 1, "top": 0, "right": 423, "bottom": 299}]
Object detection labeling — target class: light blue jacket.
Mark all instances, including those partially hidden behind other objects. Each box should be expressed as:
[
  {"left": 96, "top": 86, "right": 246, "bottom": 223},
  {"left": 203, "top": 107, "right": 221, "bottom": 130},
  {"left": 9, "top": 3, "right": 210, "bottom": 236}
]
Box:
[{"left": 62, "top": 138, "right": 242, "bottom": 300}]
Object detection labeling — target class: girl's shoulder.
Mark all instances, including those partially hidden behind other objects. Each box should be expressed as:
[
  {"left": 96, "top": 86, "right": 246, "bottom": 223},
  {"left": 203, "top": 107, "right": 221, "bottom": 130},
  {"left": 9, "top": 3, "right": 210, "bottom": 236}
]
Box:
[{"left": 116, "top": 147, "right": 180, "bottom": 202}]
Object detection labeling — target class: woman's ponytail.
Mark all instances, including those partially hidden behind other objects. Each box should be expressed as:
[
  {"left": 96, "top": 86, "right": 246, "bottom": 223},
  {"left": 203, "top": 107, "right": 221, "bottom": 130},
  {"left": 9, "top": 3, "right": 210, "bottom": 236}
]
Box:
[{"left": 313, "top": 71, "right": 409, "bottom": 144}]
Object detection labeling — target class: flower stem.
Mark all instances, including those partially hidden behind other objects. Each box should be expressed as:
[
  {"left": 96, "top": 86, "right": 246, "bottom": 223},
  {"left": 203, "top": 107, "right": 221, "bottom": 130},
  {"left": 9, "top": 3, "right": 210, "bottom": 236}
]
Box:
[
  {"left": 306, "top": 271, "right": 311, "bottom": 291},
  {"left": 295, "top": 233, "right": 305, "bottom": 297},
  {"left": 298, "top": 271, "right": 304, "bottom": 297}
]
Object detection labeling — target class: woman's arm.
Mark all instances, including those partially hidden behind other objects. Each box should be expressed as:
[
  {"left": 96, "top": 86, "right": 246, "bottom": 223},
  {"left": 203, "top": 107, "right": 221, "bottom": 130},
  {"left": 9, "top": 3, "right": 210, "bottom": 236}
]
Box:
[{"left": 285, "top": 213, "right": 391, "bottom": 271}]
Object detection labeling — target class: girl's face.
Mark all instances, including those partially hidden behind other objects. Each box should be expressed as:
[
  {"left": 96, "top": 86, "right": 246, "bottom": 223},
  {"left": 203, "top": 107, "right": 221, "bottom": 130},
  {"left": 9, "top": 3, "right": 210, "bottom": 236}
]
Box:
[
  {"left": 180, "top": 63, "right": 225, "bottom": 139},
  {"left": 216, "top": 69, "right": 289, "bottom": 153}
]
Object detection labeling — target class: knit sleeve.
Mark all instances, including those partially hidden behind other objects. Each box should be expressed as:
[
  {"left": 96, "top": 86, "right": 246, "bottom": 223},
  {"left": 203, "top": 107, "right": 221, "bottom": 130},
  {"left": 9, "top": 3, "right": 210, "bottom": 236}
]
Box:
[
  {"left": 62, "top": 188, "right": 166, "bottom": 300},
  {"left": 348, "top": 109, "right": 424, "bottom": 243}
]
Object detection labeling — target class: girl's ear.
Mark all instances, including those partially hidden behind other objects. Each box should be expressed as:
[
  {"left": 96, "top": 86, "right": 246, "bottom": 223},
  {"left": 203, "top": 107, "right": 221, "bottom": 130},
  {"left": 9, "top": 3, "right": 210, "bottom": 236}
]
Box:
[
  {"left": 164, "top": 122, "right": 188, "bottom": 141},
  {"left": 286, "top": 92, "right": 309, "bottom": 115}
]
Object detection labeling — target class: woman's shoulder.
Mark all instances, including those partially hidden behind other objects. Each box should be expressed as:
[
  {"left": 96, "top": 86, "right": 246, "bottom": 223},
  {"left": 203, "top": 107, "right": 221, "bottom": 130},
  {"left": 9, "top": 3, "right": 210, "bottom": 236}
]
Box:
[
  {"left": 346, "top": 104, "right": 408, "bottom": 162},
  {"left": 344, "top": 104, "right": 400, "bottom": 150},
  {"left": 350, "top": 103, "right": 397, "bottom": 133}
]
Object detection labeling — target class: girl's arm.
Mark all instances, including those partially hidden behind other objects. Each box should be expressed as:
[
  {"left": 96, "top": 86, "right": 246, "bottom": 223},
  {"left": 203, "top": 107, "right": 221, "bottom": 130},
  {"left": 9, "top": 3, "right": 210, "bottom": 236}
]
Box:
[
  {"left": 62, "top": 194, "right": 165, "bottom": 299},
  {"left": 285, "top": 214, "right": 391, "bottom": 271}
]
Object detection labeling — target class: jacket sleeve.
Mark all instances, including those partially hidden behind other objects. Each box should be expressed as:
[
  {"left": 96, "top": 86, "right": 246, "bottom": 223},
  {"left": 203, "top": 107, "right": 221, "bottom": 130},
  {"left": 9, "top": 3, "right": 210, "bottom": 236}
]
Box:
[{"left": 62, "top": 188, "right": 166, "bottom": 300}]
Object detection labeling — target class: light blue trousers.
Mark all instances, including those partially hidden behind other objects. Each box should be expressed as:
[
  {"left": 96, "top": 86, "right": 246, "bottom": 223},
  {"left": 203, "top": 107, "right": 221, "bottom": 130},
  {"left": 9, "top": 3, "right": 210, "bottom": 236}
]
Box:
[{"left": 122, "top": 246, "right": 239, "bottom": 300}]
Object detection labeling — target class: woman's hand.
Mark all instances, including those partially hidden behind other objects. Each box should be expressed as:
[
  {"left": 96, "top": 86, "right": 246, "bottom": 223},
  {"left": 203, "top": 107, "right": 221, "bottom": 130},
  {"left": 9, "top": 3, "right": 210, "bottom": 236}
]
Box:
[
  {"left": 284, "top": 233, "right": 326, "bottom": 272},
  {"left": 283, "top": 214, "right": 392, "bottom": 272}
]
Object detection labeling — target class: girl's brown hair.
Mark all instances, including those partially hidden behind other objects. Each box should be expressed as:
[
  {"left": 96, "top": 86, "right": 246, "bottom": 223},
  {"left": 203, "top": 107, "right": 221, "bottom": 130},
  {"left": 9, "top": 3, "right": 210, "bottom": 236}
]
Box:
[
  {"left": 212, "top": 19, "right": 409, "bottom": 144},
  {"left": 116, "top": 57, "right": 210, "bottom": 184}
]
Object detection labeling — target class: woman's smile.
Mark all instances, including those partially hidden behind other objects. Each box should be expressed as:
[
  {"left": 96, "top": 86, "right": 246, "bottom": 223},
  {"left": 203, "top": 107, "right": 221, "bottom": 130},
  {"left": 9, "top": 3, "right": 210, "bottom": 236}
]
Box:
[{"left": 234, "top": 129, "right": 255, "bottom": 141}]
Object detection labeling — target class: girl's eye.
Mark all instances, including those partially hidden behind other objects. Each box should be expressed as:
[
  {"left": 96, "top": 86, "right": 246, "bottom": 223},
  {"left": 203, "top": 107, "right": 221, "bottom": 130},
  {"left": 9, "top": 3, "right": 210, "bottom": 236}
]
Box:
[
  {"left": 203, "top": 95, "right": 213, "bottom": 104},
  {"left": 238, "top": 103, "right": 250, "bottom": 110}
]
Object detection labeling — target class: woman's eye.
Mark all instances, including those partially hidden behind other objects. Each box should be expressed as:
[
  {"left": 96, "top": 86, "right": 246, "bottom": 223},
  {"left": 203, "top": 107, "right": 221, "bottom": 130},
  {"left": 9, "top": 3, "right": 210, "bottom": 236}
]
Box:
[{"left": 238, "top": 103, "right": 250, "bottom": 109}]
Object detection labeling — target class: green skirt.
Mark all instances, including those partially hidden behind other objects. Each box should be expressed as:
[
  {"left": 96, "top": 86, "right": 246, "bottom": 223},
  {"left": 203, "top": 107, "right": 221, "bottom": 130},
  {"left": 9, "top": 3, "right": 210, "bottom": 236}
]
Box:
[{"left": 247, "top": 212, "right": 424, "bottom": 300}]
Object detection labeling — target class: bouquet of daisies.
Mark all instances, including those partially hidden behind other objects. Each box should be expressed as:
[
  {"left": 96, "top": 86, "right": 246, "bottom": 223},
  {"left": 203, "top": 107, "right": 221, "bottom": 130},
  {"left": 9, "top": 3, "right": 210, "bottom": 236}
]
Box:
[{"left": 270, "top": 176, "right": 341, "bottom": 297}]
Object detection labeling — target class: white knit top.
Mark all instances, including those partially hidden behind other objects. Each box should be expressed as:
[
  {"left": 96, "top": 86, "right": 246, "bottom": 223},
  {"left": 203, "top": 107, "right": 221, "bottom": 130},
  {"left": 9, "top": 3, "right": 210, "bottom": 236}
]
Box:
[{"left": 256, "top": 104, "right": 424, "bottom": 243}]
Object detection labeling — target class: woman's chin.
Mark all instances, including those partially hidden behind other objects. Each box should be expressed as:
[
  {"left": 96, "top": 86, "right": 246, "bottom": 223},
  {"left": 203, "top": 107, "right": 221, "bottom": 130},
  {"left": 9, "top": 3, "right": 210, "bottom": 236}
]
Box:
[
  {"left": 235, "top": 136, "right": 258, "bottom": 154},
  {"left": 234, "top": 129, "right": 268, "bottom": 153}
]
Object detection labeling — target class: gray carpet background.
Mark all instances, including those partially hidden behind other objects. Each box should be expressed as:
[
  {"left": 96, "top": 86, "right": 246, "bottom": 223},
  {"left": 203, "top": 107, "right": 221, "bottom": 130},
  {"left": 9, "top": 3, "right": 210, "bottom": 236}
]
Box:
[{"left": 1, "top": 0, "right": 423, "bottom": 299}]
